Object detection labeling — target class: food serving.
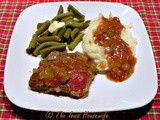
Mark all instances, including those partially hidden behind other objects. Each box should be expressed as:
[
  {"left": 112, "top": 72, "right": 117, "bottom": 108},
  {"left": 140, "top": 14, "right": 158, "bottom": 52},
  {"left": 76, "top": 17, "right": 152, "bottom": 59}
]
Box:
[
  {"left": 29, "top": 51, "right": 97, "bottom": 98},
  {"left": 27, "top": 4, "right": 137, "bottom": 98},
  {"left": 4, "top": 2, "right": 157, "bottom": 112},
  {"left": 82, "top": 14, "right": 137, "bottom": 82},
  {"left": 26, "top": 4, "right": 90, "bottom": 58}
]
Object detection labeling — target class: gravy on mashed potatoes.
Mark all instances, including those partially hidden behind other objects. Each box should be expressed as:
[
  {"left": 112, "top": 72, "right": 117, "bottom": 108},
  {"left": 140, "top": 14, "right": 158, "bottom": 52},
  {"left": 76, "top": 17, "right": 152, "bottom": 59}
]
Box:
[{"left": 82, "top": 14, "right": 137, "bottom": 82}]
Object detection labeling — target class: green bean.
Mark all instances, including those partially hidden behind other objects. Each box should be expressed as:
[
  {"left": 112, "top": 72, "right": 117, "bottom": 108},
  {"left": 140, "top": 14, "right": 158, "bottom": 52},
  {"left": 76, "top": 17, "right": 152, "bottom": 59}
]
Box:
[
  {"left": 39, "top": 30, "right": 50, "bottom": 37},
  {"left": 60, "top": 16, "right": 73, "bottom": 23},
  {"left": 26, "top": 34, "right": 38, "bottom": 54},
  {"left": 71, "top": 28, "right": 79, "bottom": 40},
  {"left": 37, "top": 35, "right": 61, "bottom": 42},
  {"left": 57, "top": 5, "right": 63, "bottom": 15},
  {"left": 56, "top": 12, "right": 74, "bottom": 20},
  {"left": 35, "top": 20, "right": 51, "bottom": 36},
  {"left": 51, "top": 5, "right": 64, "bottom": 22},
  {"left": 52, "top": 30, "right": 58, "bottom": 36},
  {"left": 37, "top": 22, "right": 44, "bottom": 29},
  {"left": 68, "top": 33, "right": 84, "bottom": 51},
  {"left": 66, "top": 21, "right": 84, "bottom": 28},
  {"left": 67, "top": 4, "right": 85, "bottom": 20},
  {"left": 27, "top": 5, "right": 88, "bottom": 57},
  {"left": 70, "top": 18, "right": 84, "bottom": 23},
  {"left": 40, "top": 44, "right": 66, "bottom": 58},
  {"left": 76, "top": 18, "right": 85, "bottom": 22},
  {"left": 81, "top": 20, "right": 90, "bottom": 29},
  {"left": 68, "top": 20, "right": 90, "bottom": 30},
  {"left": 52, "top": 12, "right": 73, "bottom": 21},
  {"left": 57, "top": 27, "right": 66, "bottom": 39},
  {"left": 64, "top": 28, "right": 72, "bottom": 39},
  {"left": 33, "top": 42, "right": 62, "bottom": 56}
]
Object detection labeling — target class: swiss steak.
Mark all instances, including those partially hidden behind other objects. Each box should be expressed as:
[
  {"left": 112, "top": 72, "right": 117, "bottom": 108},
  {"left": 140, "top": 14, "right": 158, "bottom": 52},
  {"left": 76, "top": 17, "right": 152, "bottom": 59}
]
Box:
[{"left": 29, "top": 51, "right": 97, "bottom": 98}]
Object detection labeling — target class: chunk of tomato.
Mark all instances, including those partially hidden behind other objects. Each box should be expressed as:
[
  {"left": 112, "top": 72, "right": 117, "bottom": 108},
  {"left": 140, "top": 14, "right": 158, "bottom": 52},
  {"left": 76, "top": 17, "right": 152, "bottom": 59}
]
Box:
[{"left": 69, "top": 72, "right": 88, "bottom": 92}]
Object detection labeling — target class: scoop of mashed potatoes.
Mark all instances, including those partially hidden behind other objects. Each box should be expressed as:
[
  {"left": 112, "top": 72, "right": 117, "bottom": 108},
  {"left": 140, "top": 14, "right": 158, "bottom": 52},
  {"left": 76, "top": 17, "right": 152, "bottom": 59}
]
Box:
[{"left": 82, "top": 14, "right": 137, "bottom": 71}]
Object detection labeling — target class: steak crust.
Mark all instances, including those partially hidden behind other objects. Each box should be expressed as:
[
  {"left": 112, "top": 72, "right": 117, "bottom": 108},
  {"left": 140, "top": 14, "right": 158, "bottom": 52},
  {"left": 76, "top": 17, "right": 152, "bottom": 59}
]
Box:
[{"left": 29, "top": 51, "right": 97, "bottom": 98}]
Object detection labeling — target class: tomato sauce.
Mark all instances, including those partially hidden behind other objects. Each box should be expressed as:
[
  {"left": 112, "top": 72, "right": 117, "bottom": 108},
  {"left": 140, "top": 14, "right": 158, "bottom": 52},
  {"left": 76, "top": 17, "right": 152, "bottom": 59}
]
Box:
[
  {"left": 37, "top": 52, "right": 92, "bottom": 91},
  {"left": 94, "top": 16, "right": 137, "bottom": 82}
]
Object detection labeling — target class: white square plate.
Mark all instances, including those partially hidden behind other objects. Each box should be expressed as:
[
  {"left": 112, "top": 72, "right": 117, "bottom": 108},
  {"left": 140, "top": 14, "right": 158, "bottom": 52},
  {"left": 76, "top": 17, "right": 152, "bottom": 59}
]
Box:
[{"left": 4, "top": 2, "right": 158, "bottom": 112}]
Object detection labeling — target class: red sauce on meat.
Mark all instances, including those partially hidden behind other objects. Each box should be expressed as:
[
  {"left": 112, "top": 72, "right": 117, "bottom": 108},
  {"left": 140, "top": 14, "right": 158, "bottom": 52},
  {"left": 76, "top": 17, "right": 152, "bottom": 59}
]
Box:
[
  {"left": 38, "top": 53, "right": 91, "bottom": 91},
  {"left": 69, "top": 72, "right": 88, "bottom": 92},
  {"left": 94, "top": 16, "right": 137, "bottom": 82}
]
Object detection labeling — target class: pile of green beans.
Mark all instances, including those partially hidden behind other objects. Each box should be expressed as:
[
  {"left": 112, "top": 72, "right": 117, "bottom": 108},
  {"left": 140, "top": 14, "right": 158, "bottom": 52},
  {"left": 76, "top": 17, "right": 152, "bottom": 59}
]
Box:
[{"left": 26, "top": 4, "right": 90, "bottom": 58}]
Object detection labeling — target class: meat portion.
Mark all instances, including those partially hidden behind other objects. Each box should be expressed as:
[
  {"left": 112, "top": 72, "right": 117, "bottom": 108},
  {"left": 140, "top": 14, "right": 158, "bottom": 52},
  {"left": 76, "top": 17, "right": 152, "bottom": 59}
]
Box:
[{"left": 29, "top": 51, "right": 97, "bottom": 98}]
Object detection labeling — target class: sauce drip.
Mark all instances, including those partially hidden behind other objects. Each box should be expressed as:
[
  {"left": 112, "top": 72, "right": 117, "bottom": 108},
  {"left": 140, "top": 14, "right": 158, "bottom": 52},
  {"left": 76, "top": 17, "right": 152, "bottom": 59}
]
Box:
[{"left": 94, "top": 16, "right": 137, "bottom": 82}]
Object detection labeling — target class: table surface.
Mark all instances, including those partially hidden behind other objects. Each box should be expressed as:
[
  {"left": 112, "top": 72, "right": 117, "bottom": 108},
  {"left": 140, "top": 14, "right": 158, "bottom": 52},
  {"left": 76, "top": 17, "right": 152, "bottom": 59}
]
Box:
[{"left": 0, "top": 0, "right": 159, "bottom": 119}]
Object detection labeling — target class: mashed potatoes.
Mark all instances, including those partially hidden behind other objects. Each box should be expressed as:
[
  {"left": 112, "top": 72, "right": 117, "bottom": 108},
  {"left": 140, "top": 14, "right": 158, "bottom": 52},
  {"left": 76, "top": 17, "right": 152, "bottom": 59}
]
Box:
[{"left": 82, "top": 14, "right": 137, "bottom": 71}]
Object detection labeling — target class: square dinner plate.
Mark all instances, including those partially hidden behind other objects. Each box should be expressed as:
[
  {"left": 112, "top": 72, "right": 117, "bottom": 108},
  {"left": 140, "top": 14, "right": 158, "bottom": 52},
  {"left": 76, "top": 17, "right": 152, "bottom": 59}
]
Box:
[{"left": 4, "top": 2, "right": 158, "bottom": 112}]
